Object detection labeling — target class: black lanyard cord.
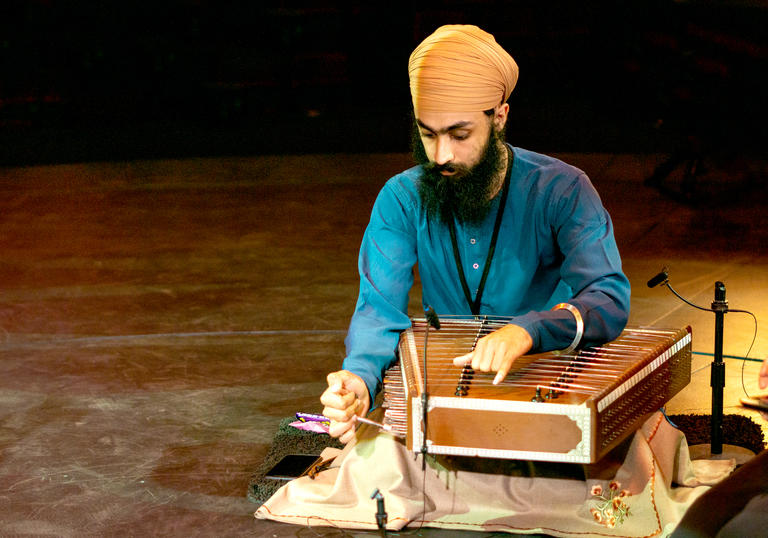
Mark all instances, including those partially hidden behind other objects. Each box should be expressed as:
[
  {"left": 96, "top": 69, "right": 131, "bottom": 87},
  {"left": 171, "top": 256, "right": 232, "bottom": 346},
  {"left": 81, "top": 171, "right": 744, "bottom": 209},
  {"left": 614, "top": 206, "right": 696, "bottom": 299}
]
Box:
[{"left": 448, "top": 146, "right": 513, "bottom": 316}]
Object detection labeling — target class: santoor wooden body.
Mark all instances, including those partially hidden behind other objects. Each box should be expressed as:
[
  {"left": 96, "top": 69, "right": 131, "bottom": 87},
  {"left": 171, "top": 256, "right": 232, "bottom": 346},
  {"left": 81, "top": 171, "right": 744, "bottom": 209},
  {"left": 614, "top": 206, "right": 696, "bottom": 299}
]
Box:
[{"left": 383, "top": 320, "right": 692, "bottom": 463}]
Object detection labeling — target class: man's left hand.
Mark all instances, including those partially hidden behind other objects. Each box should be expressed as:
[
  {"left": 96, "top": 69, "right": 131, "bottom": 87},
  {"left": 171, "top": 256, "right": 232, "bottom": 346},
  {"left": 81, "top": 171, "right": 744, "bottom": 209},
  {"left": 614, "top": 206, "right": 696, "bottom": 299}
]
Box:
[{"left": 452, "top": 324, "right": 533, "bottom": 384}]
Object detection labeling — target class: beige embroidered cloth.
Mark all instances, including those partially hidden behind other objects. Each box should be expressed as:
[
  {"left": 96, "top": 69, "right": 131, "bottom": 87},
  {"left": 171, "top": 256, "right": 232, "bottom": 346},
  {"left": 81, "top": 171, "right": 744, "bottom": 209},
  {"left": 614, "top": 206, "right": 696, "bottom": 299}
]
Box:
[{"left": 256, "top": 412, "right": 733, "bottom": 537}]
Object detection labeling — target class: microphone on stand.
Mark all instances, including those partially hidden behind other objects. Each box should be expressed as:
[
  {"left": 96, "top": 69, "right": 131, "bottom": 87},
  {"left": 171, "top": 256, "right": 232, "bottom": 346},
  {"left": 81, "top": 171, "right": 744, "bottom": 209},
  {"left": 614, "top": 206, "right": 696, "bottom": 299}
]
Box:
[
  {"left": 426, "top": 306, "right": 441, "bottom": 330},
  {"left": 370, "top": 488, "right": 388, "bottom": 536},
  {"left": 420, "top": 307, "right": 441, "bottom": 470},
  {"left": 646, "top": 267, "right": 729, "bottom": 455},
  {"left": 647, "top": 266, "right": 670, "bottom": 288}
]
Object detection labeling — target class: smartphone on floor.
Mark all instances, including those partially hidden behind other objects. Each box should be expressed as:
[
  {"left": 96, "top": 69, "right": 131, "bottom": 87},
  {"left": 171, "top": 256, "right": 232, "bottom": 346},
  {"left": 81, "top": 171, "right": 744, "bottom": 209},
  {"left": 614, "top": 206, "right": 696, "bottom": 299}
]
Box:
[{"left": 264, "top": 454, "right": 322, "bottom": 481}]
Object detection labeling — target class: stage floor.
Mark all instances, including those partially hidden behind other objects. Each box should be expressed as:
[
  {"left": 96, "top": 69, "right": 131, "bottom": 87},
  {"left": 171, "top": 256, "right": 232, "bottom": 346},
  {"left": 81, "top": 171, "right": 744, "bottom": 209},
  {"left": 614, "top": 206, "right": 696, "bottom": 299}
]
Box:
[{"left": 1, "top": 151, "right": 766, "bottom": 536}]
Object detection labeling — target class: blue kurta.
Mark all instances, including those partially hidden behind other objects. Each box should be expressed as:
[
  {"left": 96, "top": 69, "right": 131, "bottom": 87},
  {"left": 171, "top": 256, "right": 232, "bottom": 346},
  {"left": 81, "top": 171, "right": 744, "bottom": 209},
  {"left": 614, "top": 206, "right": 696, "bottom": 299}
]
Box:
[{"left": 343, "top": 146, "right": 631, "bottom": 400}]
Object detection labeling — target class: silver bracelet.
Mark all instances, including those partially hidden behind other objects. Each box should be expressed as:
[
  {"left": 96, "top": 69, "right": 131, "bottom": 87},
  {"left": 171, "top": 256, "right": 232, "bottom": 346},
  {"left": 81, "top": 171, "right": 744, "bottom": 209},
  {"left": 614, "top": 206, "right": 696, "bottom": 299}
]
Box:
[{"left": 552, "top": 302, "right": 584, "bottom": 354}]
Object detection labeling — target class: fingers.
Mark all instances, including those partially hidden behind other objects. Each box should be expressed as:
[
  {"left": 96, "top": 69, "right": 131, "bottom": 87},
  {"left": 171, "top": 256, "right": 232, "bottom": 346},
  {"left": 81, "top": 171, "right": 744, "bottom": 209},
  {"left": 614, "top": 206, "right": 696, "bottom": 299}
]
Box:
[
  {"left": 759, "top": 359, "right": 768, "bottom": 389},
  {"left": 453, "top": 353, "right": 472, "bottom": 367},
  {"left": 451, "top": 324, "right": 534, "bottom": 384},
  {"left": 452, "top": 341, "right": 512, "bottom": 384},
  {"left": 338, "top": 423, "right": 357, "bottom": 444},
  {"left": 494, "top": 362, "right": 512, "bottom": 385},
  {"left": 320, "top": 370, "right": 370, "bottom": 441},
  {"left": 327, "top": 416, "right": 357, "bottom": 443},
  {"left": 325, "top": 370, "right": 370, "bottom": 408},
  {"left": 320, "top": 393, "right": 356, "bottom": 419},
  {"left": 453, "top": 341, "right": 509, "bottom": 373},
  {"left": 458, "top": 333, "right": 513, "bottom": 383},
  {"left": 320, "top": 384, "right": 357, "bottom": 421},
  {"left": 325, "top": 371, "right": 344, "bottom": 393},
  {"left": 322, "top": 397, "right": 358, "bottom": 441},
  {"left": 476, "top": 339, "right": 513, "bottom": 385}
]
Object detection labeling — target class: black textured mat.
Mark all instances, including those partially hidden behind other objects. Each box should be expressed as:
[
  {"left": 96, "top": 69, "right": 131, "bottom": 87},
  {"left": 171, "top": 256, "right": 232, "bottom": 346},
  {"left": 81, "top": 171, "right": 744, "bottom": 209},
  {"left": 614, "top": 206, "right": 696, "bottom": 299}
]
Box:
[
  {"left": 247, "top": 417, "right": 343, "bottom": 506},
  {"left": 668, "top": 413, "right": 765, "bottom": 455}
]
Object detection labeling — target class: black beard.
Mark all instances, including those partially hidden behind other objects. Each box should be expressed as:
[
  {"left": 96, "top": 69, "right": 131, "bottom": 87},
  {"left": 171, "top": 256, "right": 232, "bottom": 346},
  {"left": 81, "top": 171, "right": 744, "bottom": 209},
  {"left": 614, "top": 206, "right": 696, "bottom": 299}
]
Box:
[{"left": 413, "top": 125, "right": 507, "bottom": 225}]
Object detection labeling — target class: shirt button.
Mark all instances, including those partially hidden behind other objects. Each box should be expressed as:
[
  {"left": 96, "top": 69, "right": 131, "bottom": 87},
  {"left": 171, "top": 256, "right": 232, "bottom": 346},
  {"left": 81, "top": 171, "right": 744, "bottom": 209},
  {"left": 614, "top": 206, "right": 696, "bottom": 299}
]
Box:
[
  {"left": 472, "top": 263, "right": 479, "bottom": 269},
  {"left": 470, "top": 238, "right": 476, "bottom": 244}
]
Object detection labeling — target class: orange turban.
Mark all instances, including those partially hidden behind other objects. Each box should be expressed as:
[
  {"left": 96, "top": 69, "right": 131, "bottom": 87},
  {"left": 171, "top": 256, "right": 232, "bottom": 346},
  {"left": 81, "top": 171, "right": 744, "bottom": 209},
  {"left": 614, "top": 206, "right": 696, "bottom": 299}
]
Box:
[{"left": 408, "top": 25, "right": 519, "bottom": 113}]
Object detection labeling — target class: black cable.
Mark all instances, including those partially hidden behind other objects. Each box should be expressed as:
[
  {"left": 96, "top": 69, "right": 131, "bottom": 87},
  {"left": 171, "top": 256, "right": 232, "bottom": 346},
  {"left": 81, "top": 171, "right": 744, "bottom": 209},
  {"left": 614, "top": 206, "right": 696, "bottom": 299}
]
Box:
[
  {"left": 660, "top": 281, "right": 760, "bottom": 400},
  {"left": 662, "top": 282, "right": 713, "bottom": 312},
  {"left": 734, "top": 309, "right": 759, "bottom": 399}
]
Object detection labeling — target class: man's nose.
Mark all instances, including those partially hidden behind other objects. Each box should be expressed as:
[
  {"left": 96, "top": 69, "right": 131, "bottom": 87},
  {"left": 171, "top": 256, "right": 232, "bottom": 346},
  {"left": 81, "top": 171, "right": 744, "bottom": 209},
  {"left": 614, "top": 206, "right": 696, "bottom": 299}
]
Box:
[{"left": 433, "top": 136, "right": 454, "bottom": 165}]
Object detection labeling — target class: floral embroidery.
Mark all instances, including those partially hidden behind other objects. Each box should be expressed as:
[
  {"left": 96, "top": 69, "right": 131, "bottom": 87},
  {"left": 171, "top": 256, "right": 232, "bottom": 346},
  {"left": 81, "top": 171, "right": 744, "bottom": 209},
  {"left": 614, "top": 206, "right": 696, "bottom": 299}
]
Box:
[{"left": 589, "top": 481, "right": 631, "bottom": 528}]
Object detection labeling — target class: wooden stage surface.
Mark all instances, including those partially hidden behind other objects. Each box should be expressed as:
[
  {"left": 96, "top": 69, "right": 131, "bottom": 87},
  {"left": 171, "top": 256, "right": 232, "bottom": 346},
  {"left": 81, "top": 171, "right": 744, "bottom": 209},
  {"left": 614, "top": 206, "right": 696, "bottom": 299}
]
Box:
[{"left": 1, "top": 152, "right": 766, "bottom": 536}]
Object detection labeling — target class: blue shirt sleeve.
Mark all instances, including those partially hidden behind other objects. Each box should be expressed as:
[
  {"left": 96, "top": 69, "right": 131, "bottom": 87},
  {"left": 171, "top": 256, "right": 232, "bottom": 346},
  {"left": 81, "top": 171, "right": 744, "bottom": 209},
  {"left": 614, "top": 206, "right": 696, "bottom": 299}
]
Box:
[
  {"left": 342, "top": 178, "right": 417, "bottom": 401},
  {"left": 509, "top": 171, "right": 631, "bottom": 351}
]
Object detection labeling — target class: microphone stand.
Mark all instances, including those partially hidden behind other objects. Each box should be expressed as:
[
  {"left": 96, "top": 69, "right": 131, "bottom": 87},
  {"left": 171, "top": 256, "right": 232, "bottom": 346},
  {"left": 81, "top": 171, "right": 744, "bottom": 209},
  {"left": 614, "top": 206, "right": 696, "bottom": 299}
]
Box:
[
  {"left": 421, "top": 324, "right": 429, "bottom": 471},
  {"left": 710, "top": 282, "right": 727, "bottom": 454},
  {"left": 371, "top": 488, "right": 388, "bottom": 536},
  {"left": 648, "top": 269, "right": 729, "bottom": 455},
  {"left": 421, "top": 307, "right": 441, "bottom": 470}
]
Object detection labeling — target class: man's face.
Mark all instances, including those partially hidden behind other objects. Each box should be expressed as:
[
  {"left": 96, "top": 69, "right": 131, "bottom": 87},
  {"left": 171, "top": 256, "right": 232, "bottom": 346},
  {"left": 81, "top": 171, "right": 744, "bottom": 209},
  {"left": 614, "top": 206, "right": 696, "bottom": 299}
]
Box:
[
  {"left": 413, "top": 106, "right": 509, "bottom": 224},
  {"left": 414, "top": 109, "right": 494, "bottom": 178}
]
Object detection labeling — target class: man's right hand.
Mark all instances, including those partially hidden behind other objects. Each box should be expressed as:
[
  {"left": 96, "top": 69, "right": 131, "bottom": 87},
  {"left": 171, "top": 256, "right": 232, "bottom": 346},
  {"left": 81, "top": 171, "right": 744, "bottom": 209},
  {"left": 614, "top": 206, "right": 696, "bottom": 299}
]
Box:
[{"left": 320, "top": 370, "right": 370, "bottom": 444}]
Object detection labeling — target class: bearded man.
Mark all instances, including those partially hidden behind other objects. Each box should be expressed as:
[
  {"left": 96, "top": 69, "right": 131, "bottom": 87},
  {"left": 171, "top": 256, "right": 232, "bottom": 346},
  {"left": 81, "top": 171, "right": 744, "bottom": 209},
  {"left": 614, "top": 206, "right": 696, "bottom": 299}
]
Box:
[{"left": 321, "top": 25, "right": 631, "bottom": 443}]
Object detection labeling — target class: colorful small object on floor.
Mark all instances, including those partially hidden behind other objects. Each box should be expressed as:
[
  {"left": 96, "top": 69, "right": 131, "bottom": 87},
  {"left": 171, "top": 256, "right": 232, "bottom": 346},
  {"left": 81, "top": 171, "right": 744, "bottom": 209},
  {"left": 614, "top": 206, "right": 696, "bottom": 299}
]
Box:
[{"left": 291, "top": 412, "right": 330, "bottom": 433}]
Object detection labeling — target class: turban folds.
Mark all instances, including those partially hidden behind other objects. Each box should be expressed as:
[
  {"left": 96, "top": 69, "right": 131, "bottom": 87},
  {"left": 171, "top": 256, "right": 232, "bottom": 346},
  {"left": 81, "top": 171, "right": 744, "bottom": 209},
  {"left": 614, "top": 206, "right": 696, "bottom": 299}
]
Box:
[{"left": 408, "top": 25, "right": 519, "bottom": 113}]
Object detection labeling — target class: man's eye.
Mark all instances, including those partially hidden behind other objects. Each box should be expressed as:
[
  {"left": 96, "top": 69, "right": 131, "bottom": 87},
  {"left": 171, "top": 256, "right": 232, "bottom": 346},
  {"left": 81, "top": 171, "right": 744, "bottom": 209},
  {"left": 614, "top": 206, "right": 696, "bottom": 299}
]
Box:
[
  {"left": 451, "top": 133, "right": 469, "bottom": 140},
  {"left": 420, "top": 132, "right": 435, "bottom": 139}
]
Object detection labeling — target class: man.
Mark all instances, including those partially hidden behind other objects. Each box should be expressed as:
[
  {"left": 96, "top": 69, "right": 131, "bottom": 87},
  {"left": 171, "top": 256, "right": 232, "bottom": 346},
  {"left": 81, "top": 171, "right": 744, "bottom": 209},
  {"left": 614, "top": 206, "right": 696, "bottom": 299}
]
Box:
[{"left": 321, "top": 25, "right": 631, "bottom": 444}]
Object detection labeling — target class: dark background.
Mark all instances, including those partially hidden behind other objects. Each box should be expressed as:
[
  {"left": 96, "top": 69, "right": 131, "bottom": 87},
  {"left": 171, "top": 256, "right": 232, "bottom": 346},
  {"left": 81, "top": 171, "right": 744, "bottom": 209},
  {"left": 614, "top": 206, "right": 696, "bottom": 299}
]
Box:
[{"left": 1, "top": 0, "right": 766, "bottom": 166}]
